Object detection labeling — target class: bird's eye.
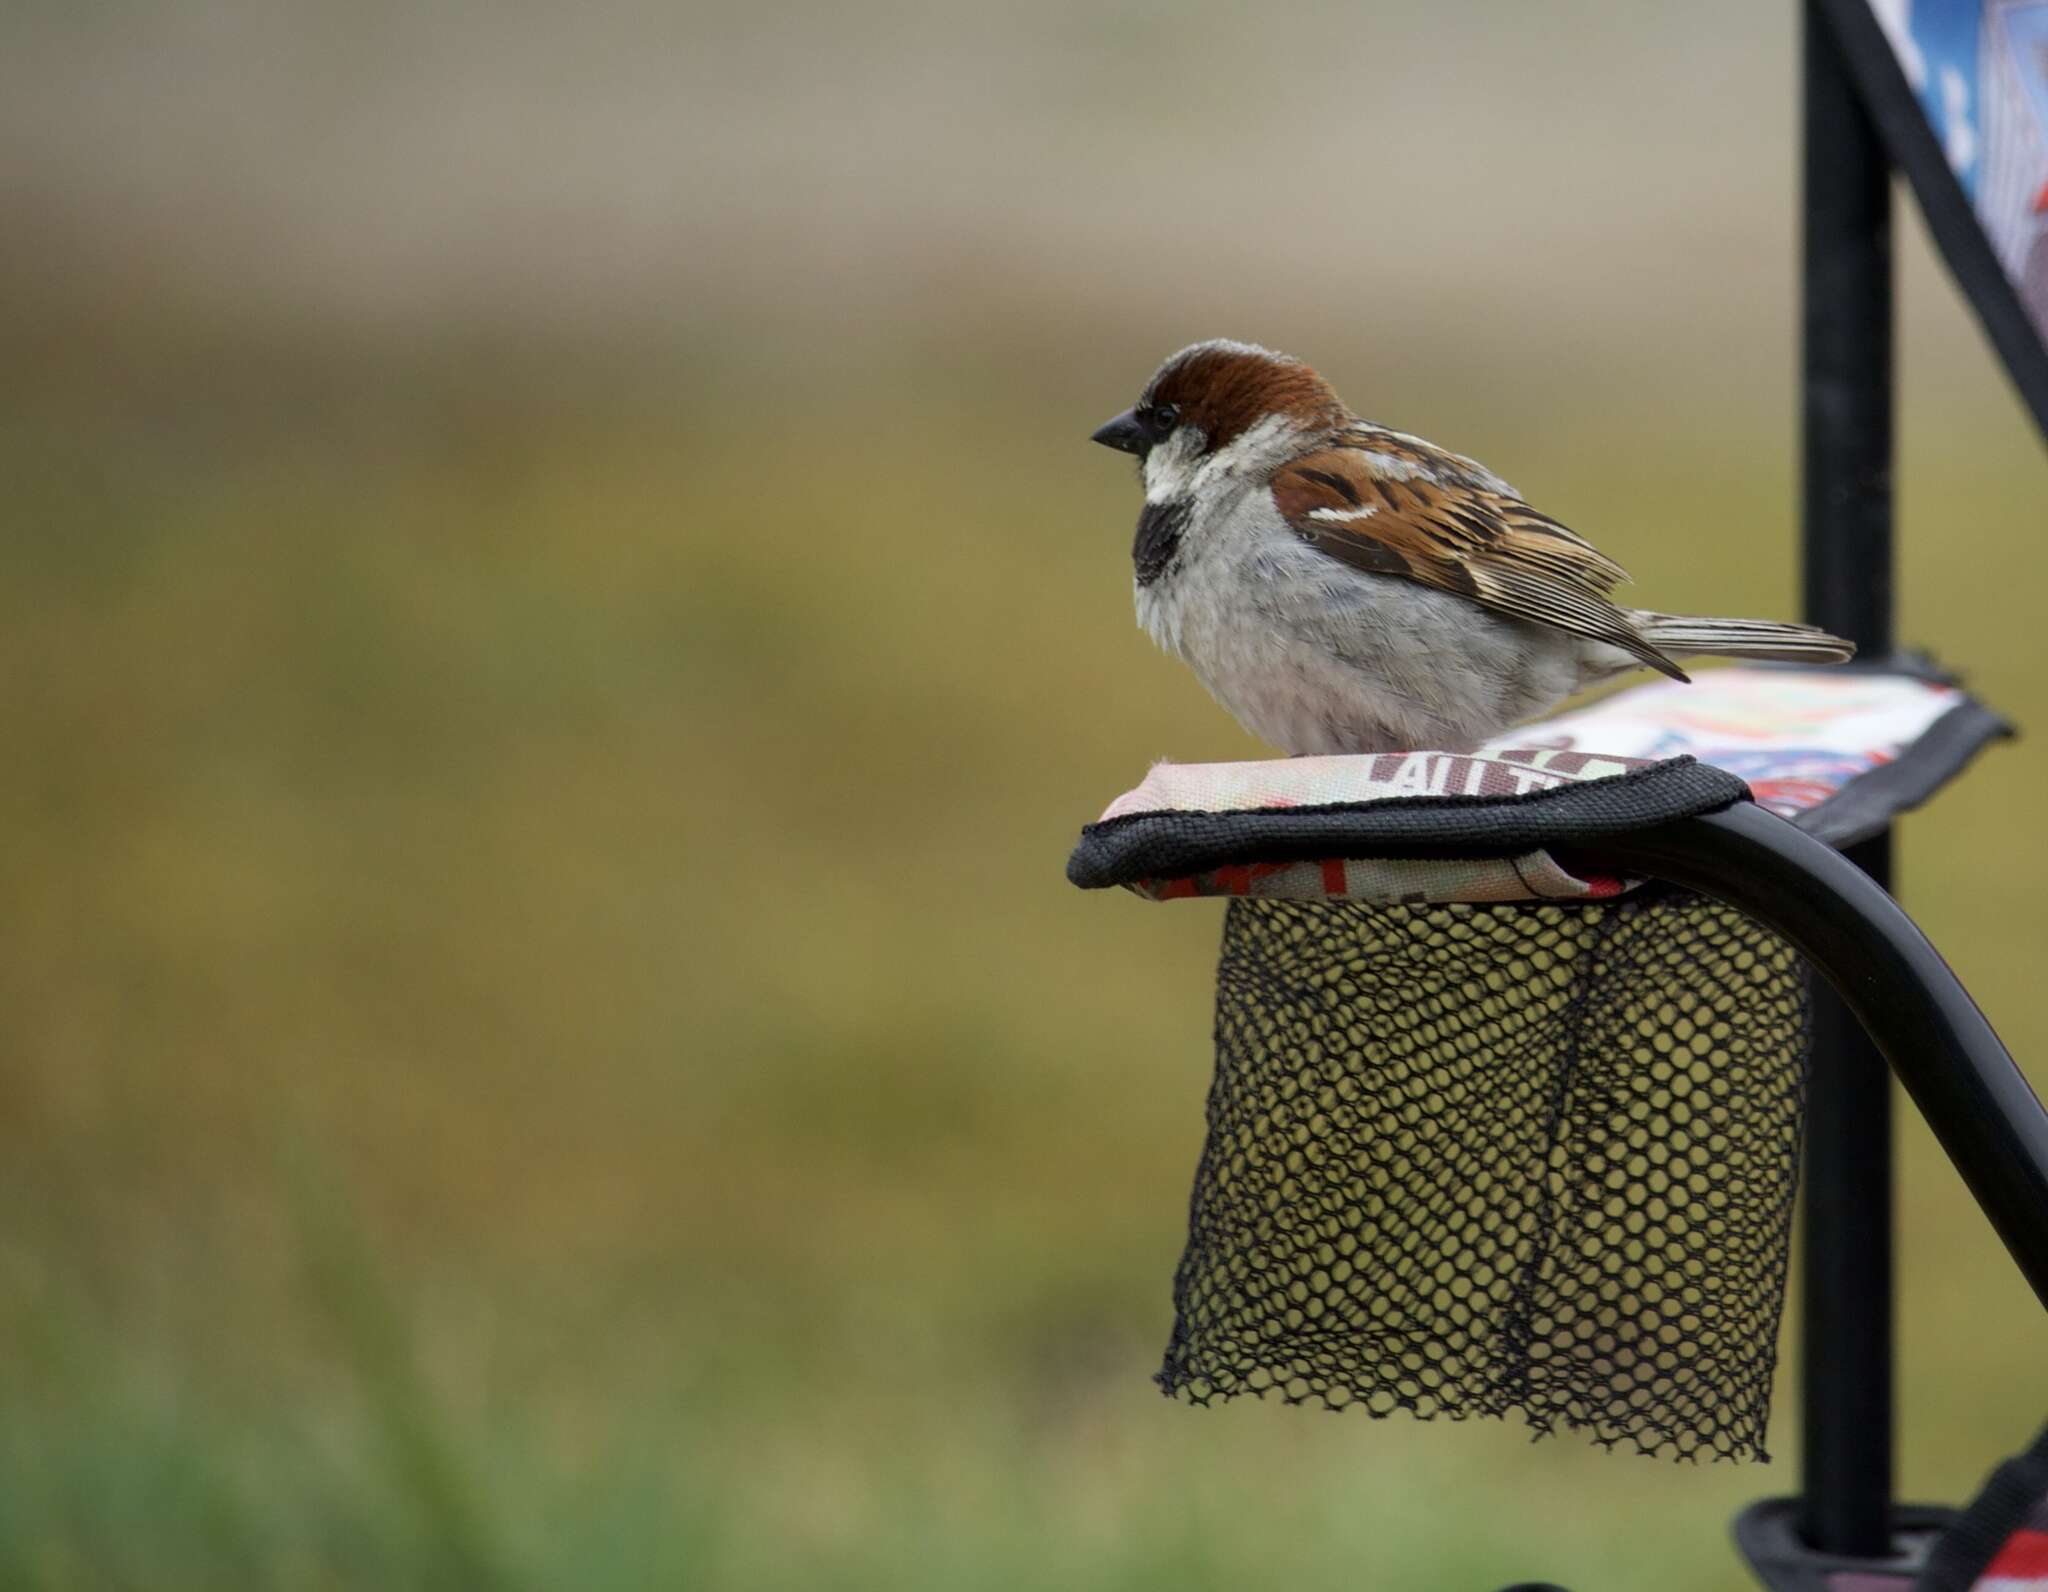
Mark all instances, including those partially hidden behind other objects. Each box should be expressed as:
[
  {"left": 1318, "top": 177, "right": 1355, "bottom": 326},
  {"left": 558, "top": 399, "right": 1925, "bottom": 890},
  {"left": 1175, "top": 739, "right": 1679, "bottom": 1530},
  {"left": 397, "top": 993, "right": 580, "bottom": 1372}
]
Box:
[{"left": 1148, "top": 403, "right": 1180, "bottom": 437}]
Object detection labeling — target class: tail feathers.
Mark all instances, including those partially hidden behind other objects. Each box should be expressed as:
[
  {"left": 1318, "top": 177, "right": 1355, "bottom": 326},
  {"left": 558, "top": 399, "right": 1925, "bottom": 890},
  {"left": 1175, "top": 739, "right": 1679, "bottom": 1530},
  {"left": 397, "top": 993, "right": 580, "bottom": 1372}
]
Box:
[{"left": 1635, "top": 613, "right": 1857, "bottom": 666}]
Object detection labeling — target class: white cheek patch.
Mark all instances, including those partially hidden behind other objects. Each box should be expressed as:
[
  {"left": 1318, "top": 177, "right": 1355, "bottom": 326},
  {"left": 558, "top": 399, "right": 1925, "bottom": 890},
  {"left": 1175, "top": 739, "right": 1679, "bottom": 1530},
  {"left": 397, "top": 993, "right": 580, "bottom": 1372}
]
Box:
[
  {"left": 1142, "top": 429, "right": 1203, "bottom": 503},
  {"left": 1199, "top": 414, "right": 1307, "bottom": 486},
  {"left": 1145, "top": 414, "right": 1318, "bottom": 505}
]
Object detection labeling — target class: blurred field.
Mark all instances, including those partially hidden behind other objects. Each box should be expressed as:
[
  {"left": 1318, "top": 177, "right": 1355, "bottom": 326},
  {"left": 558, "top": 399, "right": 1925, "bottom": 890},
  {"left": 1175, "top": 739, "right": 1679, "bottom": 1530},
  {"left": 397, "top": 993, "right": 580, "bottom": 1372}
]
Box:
[{"left": 4, "top": 3, "right": 2048, "bottom": 1589}]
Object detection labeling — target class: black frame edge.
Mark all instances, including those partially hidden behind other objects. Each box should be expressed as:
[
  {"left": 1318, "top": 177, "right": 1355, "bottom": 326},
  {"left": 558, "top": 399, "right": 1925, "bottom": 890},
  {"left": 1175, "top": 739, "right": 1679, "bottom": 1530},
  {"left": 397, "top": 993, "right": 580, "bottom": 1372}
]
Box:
[
  {"left": 1065, "top": 757, "right": 1748, "bottom": 890},
  {"left": 1793, "top": 697, "right": 2015, "bottom": 847}
]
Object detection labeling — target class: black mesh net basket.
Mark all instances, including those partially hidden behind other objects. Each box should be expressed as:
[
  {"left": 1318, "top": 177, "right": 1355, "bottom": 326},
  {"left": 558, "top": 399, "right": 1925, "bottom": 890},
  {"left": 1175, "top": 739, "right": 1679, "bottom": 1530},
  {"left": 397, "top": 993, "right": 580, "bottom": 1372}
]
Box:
[
  {"left": 1159, "top": 888, "right": 1808, "bottom": 1462},
  {"left": 1069, "top": 678, "right": 2012, "bottom": 1467}
]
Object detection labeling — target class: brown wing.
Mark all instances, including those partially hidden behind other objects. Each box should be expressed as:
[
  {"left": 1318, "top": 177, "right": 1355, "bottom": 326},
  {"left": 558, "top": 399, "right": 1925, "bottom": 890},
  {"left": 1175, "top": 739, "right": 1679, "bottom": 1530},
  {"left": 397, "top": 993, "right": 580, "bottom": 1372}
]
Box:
[{"left": 1270, "top": 442, "right": 1688, "bottom": 681}]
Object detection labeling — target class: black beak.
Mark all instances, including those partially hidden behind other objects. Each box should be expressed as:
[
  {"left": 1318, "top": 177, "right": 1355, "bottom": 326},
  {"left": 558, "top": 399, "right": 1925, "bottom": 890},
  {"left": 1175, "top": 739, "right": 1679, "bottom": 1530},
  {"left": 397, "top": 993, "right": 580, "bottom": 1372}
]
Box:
[{"left": 1090, "top": 409, "right": 1148, "bottom": 456}]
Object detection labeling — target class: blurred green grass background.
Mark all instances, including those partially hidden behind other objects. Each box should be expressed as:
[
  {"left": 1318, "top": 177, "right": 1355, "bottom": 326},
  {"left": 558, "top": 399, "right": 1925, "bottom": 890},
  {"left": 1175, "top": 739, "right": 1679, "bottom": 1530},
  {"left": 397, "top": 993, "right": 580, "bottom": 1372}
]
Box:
[{"left": 4, "top": 3, "right": 2047, "bottom": 1588}]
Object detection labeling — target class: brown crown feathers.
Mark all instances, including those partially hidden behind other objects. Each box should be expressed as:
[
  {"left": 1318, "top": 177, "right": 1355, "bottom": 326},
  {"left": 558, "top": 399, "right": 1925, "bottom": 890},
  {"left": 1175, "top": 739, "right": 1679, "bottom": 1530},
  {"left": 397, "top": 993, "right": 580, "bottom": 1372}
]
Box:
[{"left": 1140, "top": 341, "right": 1346, "bottom": 450}]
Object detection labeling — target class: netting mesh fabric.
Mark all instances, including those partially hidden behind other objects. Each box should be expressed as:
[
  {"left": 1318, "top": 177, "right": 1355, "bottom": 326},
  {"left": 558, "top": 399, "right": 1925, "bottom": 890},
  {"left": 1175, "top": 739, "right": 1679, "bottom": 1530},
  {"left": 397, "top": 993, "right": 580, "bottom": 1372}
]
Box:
[{"left": 1160, "top": 889, "right": 1810, "bottom": 1462}]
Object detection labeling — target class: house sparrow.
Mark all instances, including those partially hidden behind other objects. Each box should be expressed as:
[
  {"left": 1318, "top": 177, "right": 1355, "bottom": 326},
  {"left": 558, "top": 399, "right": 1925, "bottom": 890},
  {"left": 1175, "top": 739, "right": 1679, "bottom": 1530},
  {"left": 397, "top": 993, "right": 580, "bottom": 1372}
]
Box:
[{"left": 1092, "top": 340, "right": 1853, "bottom": 755}]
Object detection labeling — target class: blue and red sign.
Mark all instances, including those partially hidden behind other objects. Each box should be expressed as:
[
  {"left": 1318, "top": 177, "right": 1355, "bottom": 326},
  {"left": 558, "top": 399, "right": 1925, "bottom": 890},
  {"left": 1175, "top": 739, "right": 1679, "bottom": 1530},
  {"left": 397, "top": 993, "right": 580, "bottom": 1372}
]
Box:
[{"left": 1869, "top": 0, "right": 2048, "bottom": 354}]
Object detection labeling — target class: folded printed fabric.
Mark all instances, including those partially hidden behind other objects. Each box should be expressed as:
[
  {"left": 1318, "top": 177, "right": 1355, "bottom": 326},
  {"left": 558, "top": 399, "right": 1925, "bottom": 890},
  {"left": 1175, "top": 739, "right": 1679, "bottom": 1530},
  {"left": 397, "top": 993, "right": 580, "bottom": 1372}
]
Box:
[
  {"left": 1072, "top": 667, "right": 2009, "bottom": 905},
  {"left": 1480, "top": 665, "right": 2009, "bottom": 846}
]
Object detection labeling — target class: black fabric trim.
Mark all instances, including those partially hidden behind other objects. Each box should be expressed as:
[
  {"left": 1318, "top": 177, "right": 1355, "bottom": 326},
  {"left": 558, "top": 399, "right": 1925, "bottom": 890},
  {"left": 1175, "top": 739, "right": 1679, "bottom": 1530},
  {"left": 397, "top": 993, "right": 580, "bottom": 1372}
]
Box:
[
  {"left": 1794, "top": 698, "right": 2015, "bottom": 848},
  {"left": 1915, "top": 1421, "right": 2048, "bottom": 1592},
  {"left": 1066, "top": 757, "right": 1749, "bottom": 890},
  {"left": 1813, "top": 0, "right": 2048, "bottom": 443}
]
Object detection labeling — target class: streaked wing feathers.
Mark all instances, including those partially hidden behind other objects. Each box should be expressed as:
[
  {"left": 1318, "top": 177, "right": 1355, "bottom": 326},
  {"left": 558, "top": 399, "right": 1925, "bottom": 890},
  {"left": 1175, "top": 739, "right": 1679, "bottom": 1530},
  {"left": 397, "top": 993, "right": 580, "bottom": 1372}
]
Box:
[{"left": 1270, "top": 441, "right": 1686, "bottom": 681}]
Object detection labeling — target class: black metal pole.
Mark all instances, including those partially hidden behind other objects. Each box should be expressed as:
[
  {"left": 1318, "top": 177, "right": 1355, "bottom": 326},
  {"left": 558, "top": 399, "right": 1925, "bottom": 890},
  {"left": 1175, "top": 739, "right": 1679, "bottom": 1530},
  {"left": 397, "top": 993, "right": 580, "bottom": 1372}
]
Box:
[{"left": 1801, "top": 0, "right": 1896, "bottom": 1559}]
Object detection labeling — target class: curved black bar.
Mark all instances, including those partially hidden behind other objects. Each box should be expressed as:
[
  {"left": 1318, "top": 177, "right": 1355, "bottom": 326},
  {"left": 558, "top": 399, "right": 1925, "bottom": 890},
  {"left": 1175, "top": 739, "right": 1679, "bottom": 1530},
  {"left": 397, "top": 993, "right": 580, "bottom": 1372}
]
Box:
[{"left": 1590, "top": 801, "right": 2048, "bottom": 1313}]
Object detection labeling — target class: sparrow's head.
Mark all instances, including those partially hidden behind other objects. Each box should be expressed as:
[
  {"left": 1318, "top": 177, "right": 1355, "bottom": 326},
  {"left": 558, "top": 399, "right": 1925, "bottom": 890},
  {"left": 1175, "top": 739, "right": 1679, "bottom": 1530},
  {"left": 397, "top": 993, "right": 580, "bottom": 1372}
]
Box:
[{"left": 1091, "top": 340, "right": 1346, "bottom": 498}]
